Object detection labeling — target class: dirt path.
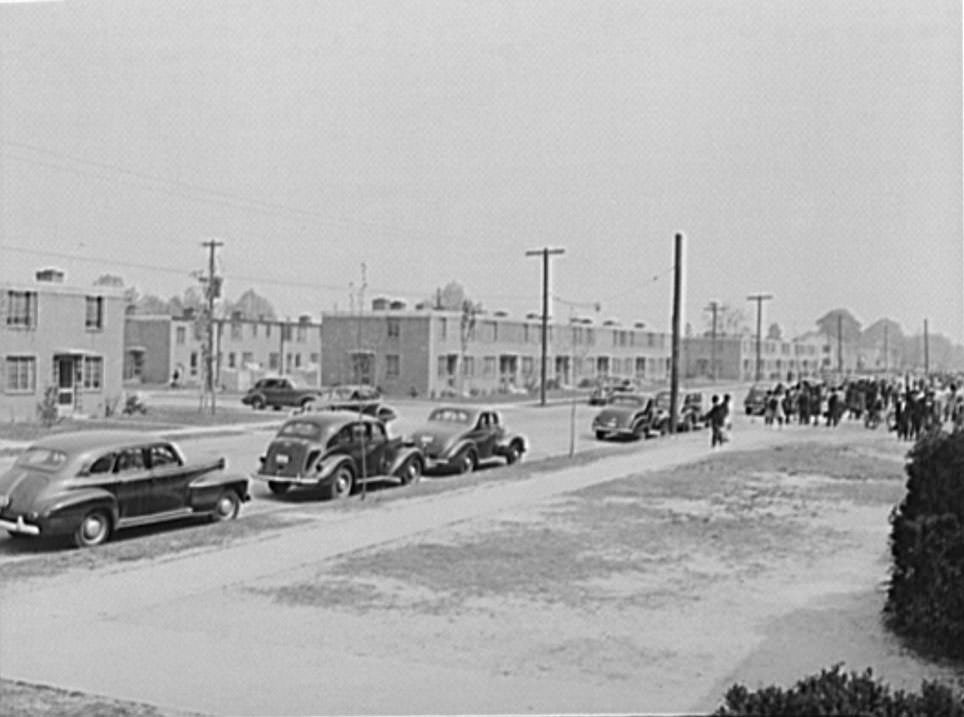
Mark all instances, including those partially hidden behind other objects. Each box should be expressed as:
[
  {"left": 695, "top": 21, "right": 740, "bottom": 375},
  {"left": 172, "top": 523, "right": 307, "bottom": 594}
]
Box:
[{"left": 1, "top": 421, "right": 957, "bottom": 715}]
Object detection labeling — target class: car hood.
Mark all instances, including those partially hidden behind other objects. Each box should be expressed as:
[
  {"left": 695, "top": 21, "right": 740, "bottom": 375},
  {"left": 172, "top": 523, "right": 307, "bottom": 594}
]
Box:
[
  {"left": 261, "top": 438, "right": 316, "bottom": 477},
  {"left": 0, "top": 468, "right": 53, "bottom": 513}
]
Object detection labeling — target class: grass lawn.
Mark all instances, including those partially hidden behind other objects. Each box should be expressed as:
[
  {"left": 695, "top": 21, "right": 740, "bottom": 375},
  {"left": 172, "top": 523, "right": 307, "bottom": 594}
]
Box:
[
  {"left": 0, "top": 679, "right": 205, "bottom": 717},
  {"left": 0, "top": 406, "right": 280, "bottom": 443}
]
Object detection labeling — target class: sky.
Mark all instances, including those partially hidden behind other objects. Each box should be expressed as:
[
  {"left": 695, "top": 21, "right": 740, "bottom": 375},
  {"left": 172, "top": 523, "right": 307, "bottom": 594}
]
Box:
[{"left": 1, "top": 0, "right": 961, "bottom": 341}]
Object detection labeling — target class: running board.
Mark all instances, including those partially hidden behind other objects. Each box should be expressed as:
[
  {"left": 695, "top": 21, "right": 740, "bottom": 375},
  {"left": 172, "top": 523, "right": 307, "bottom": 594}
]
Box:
[{"left": 116, "top": 508, "right": 195, "bottom": 529}]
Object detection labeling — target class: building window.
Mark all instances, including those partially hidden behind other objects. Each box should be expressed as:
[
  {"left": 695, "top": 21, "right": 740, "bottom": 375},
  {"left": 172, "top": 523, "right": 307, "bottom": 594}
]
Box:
[
  {"left": 190, "top": 352, "right": 198, "bottom": 376},
  {"left": 387, "top": 318, "right": 400, "bottom": 339},
  {"left": 176, "top": 326, "right": 186, "bottom": 344},
  {"left": 242, "top": 352, "right": 254, "bottom": 367},
  {"left": 250, "top": 323, "right": 258, "bottom": 338},
  {"left": 85, "top": 296, "right": 104, "bottom": 330},
  {"left": 296, "top": 326, "right": 306, "bottom": 343},
  {"left": 463, "top": 356, "right": 474, "bottom": 376},
  {"left": 386, "top": 354, "right": 400, "bottom": 378},
  {"left": 266, "top": 323, "right": 272, "bottom": 338},
  {"left": 269, "top": 353, "right": 279, "bottom": 370},
  {"left": 5, "top": 290, "right": 37, "bottom": 328},
  {"left": 439, "top": 318, "right": 447, "bottom": 340},
  {"left": 309, "top": 353, "right": 319, "bottom": 365},
  {"left": 5, "top": 356, "right": 36, "bottom": 393},
  {"left": 282, "top": 325, "right": 293, "bottom": 342},
  {"left": 437, "top": 356, "right": 447, "bottom": 379},
  {"left": 522, "top": 356, "right": 534, "bottom": 375},
  {"left": 81, "top": 356, "right": 103, "bottom": 390},
  {"left": 228, "top": 353, "right": 236, "bottom": 369},
  {"left": 294, "top": 353, "right": 301, "bottom": 368},
  {"left": 635, "top": 357, "right": 646, "bottom": 376},
  {"left": 231, "top": 322, "right": 242, "bottom": 340},
  {"left": 587, "top": 328, "right": 595, "bottom": 346}
]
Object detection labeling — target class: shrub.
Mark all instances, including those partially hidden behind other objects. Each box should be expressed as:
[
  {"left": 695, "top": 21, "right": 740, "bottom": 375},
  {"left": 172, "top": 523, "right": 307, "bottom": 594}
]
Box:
[
  {"left": 886, "top": 430, "right": 964, "bottom": 659},
  {"left": 715, "top": 664, "right": 964, "bottom": 716}
]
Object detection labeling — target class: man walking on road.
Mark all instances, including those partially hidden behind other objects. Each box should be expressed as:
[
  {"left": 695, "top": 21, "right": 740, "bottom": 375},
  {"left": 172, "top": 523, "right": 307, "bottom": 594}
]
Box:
[{"left": 705, "top": 395, "right": 725, "bottom": 448}]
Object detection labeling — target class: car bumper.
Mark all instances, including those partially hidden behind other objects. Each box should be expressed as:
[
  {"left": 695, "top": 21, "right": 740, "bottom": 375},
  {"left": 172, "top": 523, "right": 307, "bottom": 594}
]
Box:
[
  {"left": 0, "top": 515, "right": 41, "bottom": 536},
  {"left": 594, "top": 425, "right": 635, "bottom": 437},
  {"left": 252, "top": 472, "right": 325, "bottom": 487}
]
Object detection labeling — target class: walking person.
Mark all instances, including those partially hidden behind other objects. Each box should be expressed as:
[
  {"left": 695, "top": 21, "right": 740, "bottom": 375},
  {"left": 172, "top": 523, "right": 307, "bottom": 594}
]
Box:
[
  {"left": 722, "top": 394, "right": 733, "bottom": 443},
  {"left": 704, "top": 395, "right": 724, "bottom": 448}
]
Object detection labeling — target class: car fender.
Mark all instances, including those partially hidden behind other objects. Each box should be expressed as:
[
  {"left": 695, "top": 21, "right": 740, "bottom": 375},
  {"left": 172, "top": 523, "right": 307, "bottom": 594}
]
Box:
[
  {"left": 442, "top": 439, "right": 476, "bottom": 461},
  {"left": 37, "top": 488, "right": 119, "bottom": 524},
  {"left": 495, "top": 434, "right": 527, "bottom": 455},
  {"left": 314, "top": 454, "right": 355, "bottom": 482},
  {"left": 387, "top": 446, "right": 424, "bottom": 475},
  {"left": 188, "top": 472, "right": 251, "bottom": 502}
]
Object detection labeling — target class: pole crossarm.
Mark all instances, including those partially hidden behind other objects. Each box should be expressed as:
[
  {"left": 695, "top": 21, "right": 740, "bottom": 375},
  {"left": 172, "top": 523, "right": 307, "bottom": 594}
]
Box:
[{"left": 525, "top": 247, "right": 566, "bottom": 406}]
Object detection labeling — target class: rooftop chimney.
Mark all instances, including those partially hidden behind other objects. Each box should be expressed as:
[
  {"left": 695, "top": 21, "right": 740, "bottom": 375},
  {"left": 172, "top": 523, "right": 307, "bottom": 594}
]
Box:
[{"left": 35, "top": 268, "right": 65, "bottom": 283}]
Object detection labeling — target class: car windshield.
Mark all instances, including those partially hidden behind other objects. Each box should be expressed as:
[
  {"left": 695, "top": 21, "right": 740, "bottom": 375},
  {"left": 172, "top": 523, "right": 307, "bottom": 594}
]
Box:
[
  {"left": 611, "top": 395, "right": 644, "bottom": 407},
  {"left": 15, "top": 447, "right": 69, "bottom": 470},
  {"left": 278, "top": 420, "right": 322, "bottom": 440},
  {"left": 428, "top": 408, "right": 472, "bottom": 424}
]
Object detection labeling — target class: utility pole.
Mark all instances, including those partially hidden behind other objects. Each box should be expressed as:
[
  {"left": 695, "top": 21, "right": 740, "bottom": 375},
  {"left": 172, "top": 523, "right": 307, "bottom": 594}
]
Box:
[
  {"left": 746, "top": 293, "right": 773, "bottom": 383},
  {"left": 705, "top": 300, "right": 720, "bottom": 381},
  {"left": 202, "top": 238, "right": 223, "bottom": 415},
  {"left": 669, "top": 233, "right": 684, "bottom": 435},
  {"left": 836, "top": 313, "right": 843, "bottom": 374},
  {"left": 883, "top": 323, "right": 888, "bottom": 373},
  {"left": 924, "top": 318, "right": 929, "bottom": 375},
  {"left": 525, "top": 247, "right": 565, "bottom": 406}
]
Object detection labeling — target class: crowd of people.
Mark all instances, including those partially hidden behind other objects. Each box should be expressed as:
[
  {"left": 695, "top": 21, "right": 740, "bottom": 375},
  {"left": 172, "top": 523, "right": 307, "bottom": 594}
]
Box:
[{"left": 754, "top": 374, "right": 964, "bottom": 439}]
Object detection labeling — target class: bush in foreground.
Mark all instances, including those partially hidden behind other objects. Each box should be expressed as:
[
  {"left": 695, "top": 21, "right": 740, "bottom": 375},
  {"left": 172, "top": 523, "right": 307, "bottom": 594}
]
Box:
[
  {"left": 887, "top": 430, "right": 964, "bottom": 659},
  {"left": 715, "top": 664, "right": 964, "bottom": 716}
]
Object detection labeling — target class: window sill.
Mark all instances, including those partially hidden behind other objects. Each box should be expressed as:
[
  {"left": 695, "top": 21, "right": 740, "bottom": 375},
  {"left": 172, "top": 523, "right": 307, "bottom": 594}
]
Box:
[
  {"left": 85, "top": 327, "right": 104, "bottom": 332},
  {"left": 3, "top": 388, "right": 37, "bottom": 395},
  {"left": 4, "top": 324, "right": 37, "bottom": 331}
]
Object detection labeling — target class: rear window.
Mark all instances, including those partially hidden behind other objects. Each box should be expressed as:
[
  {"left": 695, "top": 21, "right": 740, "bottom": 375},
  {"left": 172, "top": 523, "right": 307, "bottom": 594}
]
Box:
[
  {"left": 16, "top": 448, "right": 68, "bottom": 470},
  {"left": 278, "top": 421, "right": 322, "bottom": 440}
]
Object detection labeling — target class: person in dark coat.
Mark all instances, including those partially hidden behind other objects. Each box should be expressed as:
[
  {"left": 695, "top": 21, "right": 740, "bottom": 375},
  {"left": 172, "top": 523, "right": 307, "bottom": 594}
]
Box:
[{"left": 704, "top": 395, "right": 724, "bottom": 448}]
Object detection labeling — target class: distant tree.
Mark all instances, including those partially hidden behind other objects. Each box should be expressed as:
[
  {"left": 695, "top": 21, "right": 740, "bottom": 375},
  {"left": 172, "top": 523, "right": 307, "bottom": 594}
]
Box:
[
  {"left": 816, "top": 308, "right": 862, "bottom": 343},
  {"left": 223, "top": 289, "right": 277, "bottom": 320},
  {"left": 135, "top": 294, "right": 171, "bottom": 315},
  {"left": 426, "top": 281, "right": 471, "bottom": 311},
  {"left": 458, "top": 298, "right": 483, "bottom": 396},
  {"left": 767, "top": 322, "right": 783, "bottom": 340},
  {"left": 94, "top": 274, "right": 125, "bottom": 287}
]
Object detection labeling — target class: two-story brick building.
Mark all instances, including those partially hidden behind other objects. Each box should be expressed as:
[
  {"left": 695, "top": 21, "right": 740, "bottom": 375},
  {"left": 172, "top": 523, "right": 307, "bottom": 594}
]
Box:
[
  {"left": 682, "top": 332, "right": 831, "bottom": 382},
  {"left": 124, "top": 311, "right": 322, "bottom": 390},
  {"left": 320, "top": 304, "right": 673, "bottom": 398},
  {"left": 1, "top": 270, "right": 125, "bottom": 422}
]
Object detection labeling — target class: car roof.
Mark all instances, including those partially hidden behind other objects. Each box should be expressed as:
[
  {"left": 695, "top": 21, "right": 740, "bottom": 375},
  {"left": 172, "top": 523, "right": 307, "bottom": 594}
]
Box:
[
  {"left": 28, "top": 430, "right": 167, "bottom": 454},
  {"left": 282, "top": 411, "right": 379, "bottom": 431}
]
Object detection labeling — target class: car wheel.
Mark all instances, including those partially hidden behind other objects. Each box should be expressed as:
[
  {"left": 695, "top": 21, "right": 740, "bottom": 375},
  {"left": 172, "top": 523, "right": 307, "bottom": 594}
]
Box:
[
  {"left": 73, "top": 509, "right": 111, "bottom": 548},
  {"left": 505, "top": 444, "right": 521, "bottom": 465},
  {"left": 456, "top": 450, "right": 476, "bottom": 475},
  {"left": 325, "top": 465, "right": 354, "bottom": 500},
  {"left": 251, "top": 396, "right": 265, "bottom": 410},
  {"left": 632, "top": 422, "right": 646, "bottom": 440},
  {"left": 300, "top": 398, "right": 315, "bottom": 411},
  {"left": 397, "top": 457, "right": 422, "bottom": 486},
  {"left": 211, "top": 489, "right": 241, "bottom": 521},
  {"left": 595, "top": 430, "right": 607, "bottom": 440},
  {"left": 268, "top": 481, "right": 290, "bottom": 496}
]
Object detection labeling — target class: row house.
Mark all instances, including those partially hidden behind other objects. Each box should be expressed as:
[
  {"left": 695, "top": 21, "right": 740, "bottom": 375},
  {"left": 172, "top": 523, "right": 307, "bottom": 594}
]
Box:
[
  {"left": 1, "top": 270, "right": 125, "bottom": 421},
  {"left": 124, "top": 312, "right": 322, "bottom": 390},
  {"left": 683, "top": 332, "right": 830, "bottom": 382},
  {"left": 320, "top": 305, "right": 672, "bottom": 398}
]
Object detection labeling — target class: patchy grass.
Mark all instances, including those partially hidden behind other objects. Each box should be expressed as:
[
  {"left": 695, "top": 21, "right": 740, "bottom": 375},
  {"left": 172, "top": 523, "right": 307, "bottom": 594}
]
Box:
[
  {"left": 0, "top": 679, "right": 206, "bottom": 717},
  {"left": 254, "top": 441, "right": 909, "bottom": 614}
]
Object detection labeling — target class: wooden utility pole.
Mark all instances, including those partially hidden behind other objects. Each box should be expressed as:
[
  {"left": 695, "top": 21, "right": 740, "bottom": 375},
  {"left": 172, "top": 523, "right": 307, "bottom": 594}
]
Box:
[
  {"left": 924, "top": 318, "right": 929, "bottom": 375},
  {"left": 705, "top": 300, "right": 720, "bottom": 381},
  {"left": 669, "top": 233, "right": 684, "bottom": 434},
  {"left": 883, "top": 323, "right": 889, "bottom": 373},
  {"left": 837, "top": 313, "right": 843, "bottom": 374},
  {"left": 525, "top": 247, "right": 565, "bottom": 406},
  {"left": 202, "top": 238, "right": 223, "bottom": 415},
  {"left": 746, "top": 293, "right": 773, "bottom": 382}
]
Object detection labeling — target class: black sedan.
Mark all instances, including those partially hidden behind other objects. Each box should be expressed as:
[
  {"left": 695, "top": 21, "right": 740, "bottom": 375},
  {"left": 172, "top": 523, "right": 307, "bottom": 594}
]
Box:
[
  {"left": 408, "top": 406, "right": 527, "bottom": 474},
  {"left": 592, "top": 393, "right": 658, "bottom": 440},
  {"left": 0, "top": 431, "right": 249, "bottom": 548},
  {"left": 254, "top": 411, "right": 424, "bottom": 499}
]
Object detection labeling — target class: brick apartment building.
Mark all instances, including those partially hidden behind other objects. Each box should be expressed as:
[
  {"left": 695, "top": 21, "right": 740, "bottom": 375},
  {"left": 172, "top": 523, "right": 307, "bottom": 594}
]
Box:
[{"left": 1, "top": 269, "right": 125, "bottom": 422}]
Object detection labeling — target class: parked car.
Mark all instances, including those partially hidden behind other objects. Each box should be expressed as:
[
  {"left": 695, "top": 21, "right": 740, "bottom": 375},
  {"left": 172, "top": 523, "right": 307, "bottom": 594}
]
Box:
[
  {"left": 253, "top": 411, "right": 423, "bottom": 499},
  {"left": 744, "top": 384, "right": 769, "bottom": 415},
  {"left": 321, "top": 385, "right": 382, "bottom": 402},
  {"left": 408, "top": 406, "right": 527, "bottom": 474},
  {"left": 651, "top": 390, "right": 706, "bottom": 432},
  {"left": 592, "top": 393, "right": 658, "bottom": 440},
  {"left": 588, "top": 378, "right": 635, "bottom": 406},
  {"left": 680, "top": 392, "right": 706, "bottom": 430},
  {"left": 241, "top": 376, "right": 323, "bottom": 411},
  {"left": 0, "top": 431, "right": 248, "bottom": 548},
  {"left": 297, "top": 400, "right": 397, "bottom": 424}
]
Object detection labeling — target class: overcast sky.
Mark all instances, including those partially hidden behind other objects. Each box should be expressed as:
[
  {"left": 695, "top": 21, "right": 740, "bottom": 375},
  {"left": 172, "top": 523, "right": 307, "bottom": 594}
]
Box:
[{"left": 1, "top": 0, "right": 961, "bottom": 340}]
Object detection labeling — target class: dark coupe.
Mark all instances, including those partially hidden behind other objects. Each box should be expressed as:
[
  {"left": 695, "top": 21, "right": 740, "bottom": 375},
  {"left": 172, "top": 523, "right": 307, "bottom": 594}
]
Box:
[
  {"left": 0, "top": 431, "right": 249, "bottom": 548},
  {"left": 592, "top": 393, "right": 658, "bottom": 440},
  {"left": 408, "top": 406, "right": 527, "bottom": 474},
  {"left": 254, "top": 411, "right": 424, "bottom": 499}
]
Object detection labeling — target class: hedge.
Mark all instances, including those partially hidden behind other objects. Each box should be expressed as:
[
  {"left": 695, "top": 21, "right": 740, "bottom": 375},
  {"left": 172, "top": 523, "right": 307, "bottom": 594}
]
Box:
[
  {"left": 886, "top": 430, "right": 964, "bottom": 659},
  {"left": 716, "top": 664, "right": 963, "bottom": 716}
]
